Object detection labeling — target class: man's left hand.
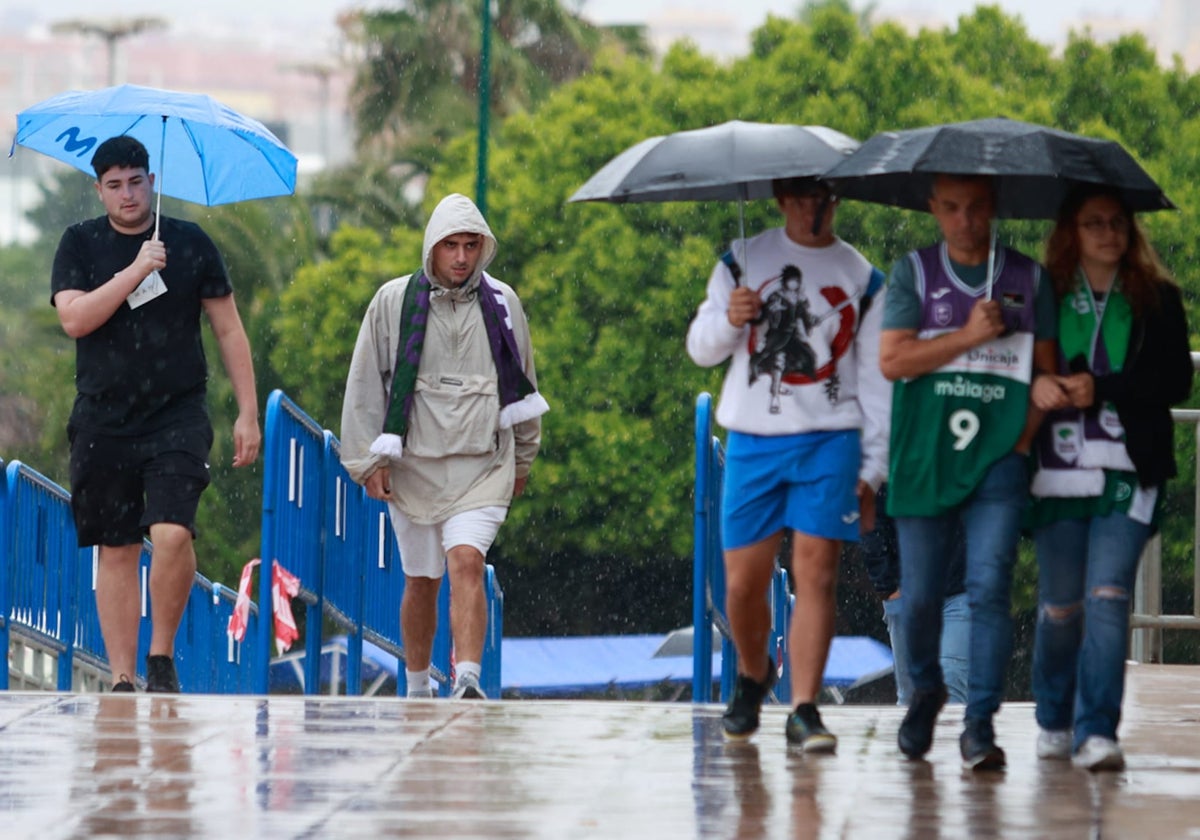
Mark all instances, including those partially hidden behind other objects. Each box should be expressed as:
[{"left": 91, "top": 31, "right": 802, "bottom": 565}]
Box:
[
  {"left": 231, "top": 412, "right": 262, "bottom": 467},
  {"left": 513, "top": 475, "right": 528, "bottom": 498}
]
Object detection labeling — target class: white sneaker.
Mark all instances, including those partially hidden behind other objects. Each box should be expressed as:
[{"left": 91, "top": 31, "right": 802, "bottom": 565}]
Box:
[
  {"left": 1036, "top": 729, "right": 1073, "bottom": 760},
  {"left": 1072, "top": 736, "right": 1125, "bottom": 771},
  {"left": 451, "top": 673, "right": 486, "bottom": 700}
]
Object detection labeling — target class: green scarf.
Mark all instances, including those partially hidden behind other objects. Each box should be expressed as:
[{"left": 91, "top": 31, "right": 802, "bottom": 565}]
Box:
[{"left": 368, "top": 269, "right": 548, "bottom": 460}]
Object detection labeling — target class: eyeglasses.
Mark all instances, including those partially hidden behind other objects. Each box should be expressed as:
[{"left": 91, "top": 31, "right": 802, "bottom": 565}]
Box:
[{"left": 1079, "top": 216, "right": 1129, "bottom": 234}]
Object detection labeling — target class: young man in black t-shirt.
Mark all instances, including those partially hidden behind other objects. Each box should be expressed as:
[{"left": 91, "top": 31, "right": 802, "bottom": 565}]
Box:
[{"left": 51, "top": 135, "right": 261, "bottom": 693}]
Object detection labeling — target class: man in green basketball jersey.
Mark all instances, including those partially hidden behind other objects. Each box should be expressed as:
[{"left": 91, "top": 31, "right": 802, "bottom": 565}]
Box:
[{"left": 879, "top": 175, "right": 1058, "bottom": 770}]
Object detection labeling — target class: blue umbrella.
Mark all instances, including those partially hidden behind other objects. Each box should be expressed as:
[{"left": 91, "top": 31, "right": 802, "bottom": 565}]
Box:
[{"left": 10, "top": 83, "right": 298, "bottom": 235}]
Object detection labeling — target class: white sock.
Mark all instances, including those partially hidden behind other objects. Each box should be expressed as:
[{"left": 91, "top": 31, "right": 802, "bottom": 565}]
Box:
[
  {"left": 406, "top": 668, "right": 432, "bottom": 697},
  {"left": 455, "top": 661, "right": 481, "bottom": 684}
]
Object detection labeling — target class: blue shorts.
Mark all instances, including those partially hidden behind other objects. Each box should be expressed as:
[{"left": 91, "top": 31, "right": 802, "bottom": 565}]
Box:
[{"left": 721, "top": 429, "right": 861, "bottom": 550}]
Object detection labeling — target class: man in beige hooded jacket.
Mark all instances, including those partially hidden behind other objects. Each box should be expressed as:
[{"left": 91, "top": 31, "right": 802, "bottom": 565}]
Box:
[{"left": 340, "top": 193, "right": 546, "bottom": 698}]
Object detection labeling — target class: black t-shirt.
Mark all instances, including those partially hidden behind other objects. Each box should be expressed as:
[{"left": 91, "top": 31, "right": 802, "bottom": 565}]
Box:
[{"left": 51, "top": 215, "right": 233, "bottom": 435}]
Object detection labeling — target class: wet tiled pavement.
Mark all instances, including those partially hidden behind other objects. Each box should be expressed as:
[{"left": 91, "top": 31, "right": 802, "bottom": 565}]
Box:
[{"left": 1, "top": 664, "right": 1198, "bottom": 839}]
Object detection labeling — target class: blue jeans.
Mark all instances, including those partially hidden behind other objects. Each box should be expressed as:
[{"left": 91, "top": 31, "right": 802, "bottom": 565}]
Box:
[
  {"left": 896, "top": 452, "right": 1027, "bottom": 723},
  {"left": 1032, "top": 511, "right": 1151, "bottom": 748},
  {"left": 883, "top": 592, "right": 970, "bottom": 705}
]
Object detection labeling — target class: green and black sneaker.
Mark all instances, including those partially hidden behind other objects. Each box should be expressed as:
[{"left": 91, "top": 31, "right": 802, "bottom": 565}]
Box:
[{"left": 785, "top": 702, "right": 837, "bottom": 753}]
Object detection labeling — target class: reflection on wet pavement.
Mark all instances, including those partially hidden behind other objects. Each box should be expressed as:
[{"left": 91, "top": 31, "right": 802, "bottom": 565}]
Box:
[{"left": 0, "top": 665, "right": 1196, "bottom": 838}]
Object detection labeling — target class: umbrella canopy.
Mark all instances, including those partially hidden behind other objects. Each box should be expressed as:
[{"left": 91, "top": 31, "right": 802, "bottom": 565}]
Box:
[
  {"left": 11, "top": 83, "right": 298, "bottom": 206},
  {"left": 823, "top": 117, "right": 1173, "bottom": 219},
  {"left": 568, "top": 120, "right": 859, "bottom": 204}
]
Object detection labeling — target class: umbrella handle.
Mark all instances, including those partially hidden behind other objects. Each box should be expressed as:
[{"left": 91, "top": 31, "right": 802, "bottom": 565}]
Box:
[
  {"left": 153, "top": 116, "right": 166, "bottom": 241},
  {"left": 985, "top": 221, "right": 997, "bottom": 300},
  {"left": 734, "top": 197, "right": 745, "bottom": 288}
]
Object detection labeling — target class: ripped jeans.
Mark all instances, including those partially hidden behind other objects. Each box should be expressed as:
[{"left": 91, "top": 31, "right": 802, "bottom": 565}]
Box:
[{"left": 1032, "top": 511, "right": 1152, "bottom": 748}]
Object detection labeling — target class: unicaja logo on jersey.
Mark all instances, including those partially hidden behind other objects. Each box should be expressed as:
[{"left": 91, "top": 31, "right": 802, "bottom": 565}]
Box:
[{"left": 966, "top": 346, "right": 1020, "bottom": 371}]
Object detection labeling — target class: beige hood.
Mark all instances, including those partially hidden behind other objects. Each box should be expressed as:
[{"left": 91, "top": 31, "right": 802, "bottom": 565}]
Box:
[{"left": 422, "top": 193, "right": 497, "bottom": 287}]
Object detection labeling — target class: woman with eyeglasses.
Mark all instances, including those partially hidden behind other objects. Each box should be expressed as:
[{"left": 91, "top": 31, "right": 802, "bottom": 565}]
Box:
[{"left": 1026, "top": 183, "right": 1194, "bottom": 770}]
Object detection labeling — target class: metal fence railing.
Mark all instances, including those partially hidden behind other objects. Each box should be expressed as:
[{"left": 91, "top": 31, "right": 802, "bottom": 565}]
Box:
[
  {"left": 255, "top": 390, "right": 502, "bottom": 697},
  {"left": 1130, "top": 351, "right": 1200, "bottom": 662},
  {"left": 2, "top": 389, "right": 502, "bottom": 697},
  {"left": 2, "top": 459, "right": 260, "bottom": 692},
  {"left": 695, "top": 352, "right": 1200, "bottom": 689},
  {"left": 692, "top": 392, "right": 793, "bottom": 706}
]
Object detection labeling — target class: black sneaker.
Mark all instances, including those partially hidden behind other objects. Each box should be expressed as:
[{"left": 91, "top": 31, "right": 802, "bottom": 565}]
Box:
[
  {"left": 960, "top": 718, "right": 1006, "bottom": 771},
  {"left": 111, "top": 674, "right": 135, "bottom": 693},
  {"left": 145, "top": 655, "right": 180, "bottom": 693},
  {"left": 898, "top": 684, "right": 947, "bottom": 759},
  {"left": 785, "top": 703, "right": 837, "bottom": 753},
  {"left": 721, "top": 658, "right": 776, "bottom": 740}
]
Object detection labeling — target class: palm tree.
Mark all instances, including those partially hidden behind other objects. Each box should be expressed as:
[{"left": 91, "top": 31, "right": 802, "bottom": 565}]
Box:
[{"left": 339, "top": 0, "right": 638, "bottom": 156}]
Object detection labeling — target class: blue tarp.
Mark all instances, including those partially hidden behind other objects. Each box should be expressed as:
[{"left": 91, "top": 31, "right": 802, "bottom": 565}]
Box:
[
  {"left": 270, "top": 633, "right": 893, "bottom": 697},
  {"left": 502, "top": 634, "right": 711, "bottom": 695},
  {"left": 501, "top": 634, "right": 893, "bottom": 696}
]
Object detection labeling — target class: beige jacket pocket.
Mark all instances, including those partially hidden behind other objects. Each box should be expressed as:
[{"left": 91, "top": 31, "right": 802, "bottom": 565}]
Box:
[{"left": 404, "top": 374, "right": 500, "bottom": 457}]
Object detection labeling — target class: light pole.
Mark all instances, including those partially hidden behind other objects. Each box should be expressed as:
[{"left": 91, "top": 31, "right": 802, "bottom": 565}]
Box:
[
  {"left": 476, "top": 0, "right": 492, "bottom": 216},
  {"left": 52, "top": 16, "right": 168, "bottom": 86},
  {"left": 286, "top": 62, "right": 335, "bottom": 169}
]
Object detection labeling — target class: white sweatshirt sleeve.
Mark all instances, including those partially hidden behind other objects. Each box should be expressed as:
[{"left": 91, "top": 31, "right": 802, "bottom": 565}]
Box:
[
  {"left": 686, "top": 257, "right": 747, "bottom": 367},
  {"left": 854, "top": 282, "right": 892, "bottom": 490}
]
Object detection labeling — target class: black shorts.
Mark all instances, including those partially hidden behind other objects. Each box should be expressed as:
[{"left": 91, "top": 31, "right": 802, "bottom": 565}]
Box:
[{"left": 68, "top": 424, "right": 213, "bottom": 547}]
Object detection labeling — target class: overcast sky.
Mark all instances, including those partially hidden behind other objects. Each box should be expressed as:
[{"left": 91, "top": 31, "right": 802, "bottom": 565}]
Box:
[{"left": 0, "top": 0, "right": 1151, "bottom": 49}]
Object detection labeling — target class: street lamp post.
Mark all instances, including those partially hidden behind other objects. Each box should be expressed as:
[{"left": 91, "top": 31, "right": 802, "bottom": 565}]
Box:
[
  {"left": 52, "top": 16, "right": 168, "bottom": 86},
  {"left": 476, "top": 0, "right": 492, "bottom": 216},
  {"left": 285, "top": 62, "right": 335, "bottom": 169}
]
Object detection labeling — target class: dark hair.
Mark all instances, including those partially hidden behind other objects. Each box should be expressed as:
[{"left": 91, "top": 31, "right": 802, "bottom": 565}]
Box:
[
  {"left": 929, "top": 173, "right": 995, "bottom": 201},
  {"left": 772, "top": 177, "right": 829, "bottom": 201},
  {"left": 1043, "top": 183, "right": 1173, "bottom": 316},
  {"left": 91, "top": 135, "right": 150, "bottom": 179}
]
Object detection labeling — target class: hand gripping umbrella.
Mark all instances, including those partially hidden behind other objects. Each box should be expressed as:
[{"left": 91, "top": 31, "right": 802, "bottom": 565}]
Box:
[
  {"left": 568, "top": 120, "right": 860, "bottom": 284},
  {"left": 823, "top": 116, "right": 1174, "bottom": 296},
  {"left": 11, "top": 83, "right": 299, "bottom": 239}
]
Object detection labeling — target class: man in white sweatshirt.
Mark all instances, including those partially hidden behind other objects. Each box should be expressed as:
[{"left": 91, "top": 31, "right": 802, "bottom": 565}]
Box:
[
  {"left": 340, "top": 193, "right": 547, "bottom": 699},
  {"left": 686, "top": 177, "right": 890, "bottom": 750}
]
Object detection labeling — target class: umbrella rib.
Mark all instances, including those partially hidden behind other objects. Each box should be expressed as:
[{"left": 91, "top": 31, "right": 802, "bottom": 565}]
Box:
[{"left": 178, "top": 120, "right": 211, "bottom": 205}]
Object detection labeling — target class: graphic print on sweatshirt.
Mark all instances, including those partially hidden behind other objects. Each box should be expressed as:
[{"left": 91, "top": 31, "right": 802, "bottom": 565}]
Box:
[{"left": 746, "top": 263, "right": 856, "bottom": 414}]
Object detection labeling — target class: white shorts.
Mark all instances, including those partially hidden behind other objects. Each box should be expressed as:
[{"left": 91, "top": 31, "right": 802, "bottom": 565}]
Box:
[{"left": 388, "top": 505, "right": 508, "bottom": 578}]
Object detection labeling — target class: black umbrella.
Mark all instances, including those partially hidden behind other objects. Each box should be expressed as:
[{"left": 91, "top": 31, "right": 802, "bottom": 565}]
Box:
[
  {"left": 569, "top": 120, "right": 859, "bottom": 284},
  {"left": 823, "top": 116, "right": 1173, "bottom": 219},
  {"left": 568, "top": 119, "right": 859, "bottom": 204}
]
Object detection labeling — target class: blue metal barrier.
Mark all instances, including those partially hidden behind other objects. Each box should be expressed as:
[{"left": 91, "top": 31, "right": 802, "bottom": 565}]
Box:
[
  {"left": 257, "top": 389, "right": 326, "bottom": 694},
  {"left": 255, "top": 389, "right": 503, "bottom": 697},
  {"left": 322, "top": 432, "right": 366, "bottom": 692},
  {"left": 358, "top": 485, "right": 410, "bottom": 687},
  {"left": 2, "top": 459, "right": 260, "bottom": 693},
  {"left": 692, "top": 392, "right": 794, "bottom": 706},
  {"left": 3, "top": 387, "right": 503, "bottom": 698},
  {"left": 0, "top": 457, "right": 8, "bottom": 685},
  {"left": 482, "top": 565, "right": 504, "bottom": 697},
  {"left": 3, "top": 461, "right": 79, "bottom": 690}
]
